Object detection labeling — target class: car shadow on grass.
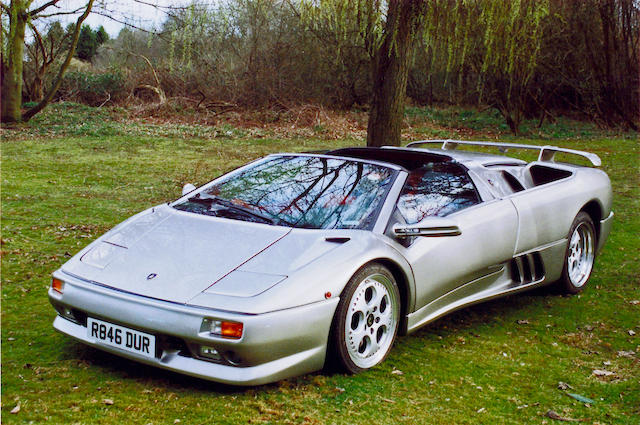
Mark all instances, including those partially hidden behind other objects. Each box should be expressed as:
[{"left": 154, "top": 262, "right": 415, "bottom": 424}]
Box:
[
  {"left": 408, "top": 286, "right": 557, "bottom": 340},
  {"left": 59, "top": 342, "right": 256, "bottom": 393}
]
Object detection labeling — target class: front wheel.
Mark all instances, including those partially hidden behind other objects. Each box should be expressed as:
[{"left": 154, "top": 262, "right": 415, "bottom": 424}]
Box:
[
  {"left": 330, "top": 264, "right": 400, "bottom": 374},
  {"left": 557, "top": 212, "right": 596, "bottom": 294}
]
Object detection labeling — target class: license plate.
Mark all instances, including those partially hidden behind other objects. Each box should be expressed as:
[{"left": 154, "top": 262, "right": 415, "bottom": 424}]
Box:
[{"left": 87, "top": 318, "right": 156, "bottom": 359}]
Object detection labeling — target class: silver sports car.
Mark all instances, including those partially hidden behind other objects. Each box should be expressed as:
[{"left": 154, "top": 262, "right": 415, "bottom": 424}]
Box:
[{"left": 49, "top": 140, "right": 613, "bottom": 385}]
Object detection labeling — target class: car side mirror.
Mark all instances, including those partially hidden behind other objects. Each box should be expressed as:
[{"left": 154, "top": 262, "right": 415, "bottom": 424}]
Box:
[
  {"left": 182, "top": 183, "right": 196, "bottom": 196},
  {"left": 393, "top": 217, "right": 461, "bottom": 238}
]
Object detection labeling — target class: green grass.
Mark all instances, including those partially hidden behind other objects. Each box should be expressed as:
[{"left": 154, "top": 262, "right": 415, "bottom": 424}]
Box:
[
  {"left": 1, "top": 104, "right": 639, "bottom": 424},
  {"left": 2, "top": 102, "right": 253, "bottom": 140}
]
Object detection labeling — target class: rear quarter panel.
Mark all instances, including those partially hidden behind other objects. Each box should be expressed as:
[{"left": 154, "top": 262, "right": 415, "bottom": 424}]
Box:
[{"left": 509, "top": 165, "right": 612, "bottom": 255}]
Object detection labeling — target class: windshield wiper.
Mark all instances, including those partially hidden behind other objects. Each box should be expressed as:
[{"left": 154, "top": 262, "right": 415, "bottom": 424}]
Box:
[{"left": 187, "top": 196, "right": 279, "bottom": 225}]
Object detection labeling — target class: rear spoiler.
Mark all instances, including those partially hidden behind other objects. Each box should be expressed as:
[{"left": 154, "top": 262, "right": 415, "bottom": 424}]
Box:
[{"left": 405, "top": 140, "right": 601, "bottom": 167}]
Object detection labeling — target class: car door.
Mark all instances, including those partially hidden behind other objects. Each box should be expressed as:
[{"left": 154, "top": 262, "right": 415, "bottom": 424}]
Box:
[{"left": 391, "top": 162, "right": 518, "bottom": 310}]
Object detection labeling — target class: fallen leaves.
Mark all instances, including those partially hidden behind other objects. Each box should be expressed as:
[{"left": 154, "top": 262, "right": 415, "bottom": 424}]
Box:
[
  {"left": 591, "top": 369, "right": 615, "bottom": 377},
  {"left": 103, "top": 399, "right": 114, "bottom": 405},
  {"left": 545, "top": 410, "right": 581, "bottom": 422},
  {"left": 557, "top": 381, "right": 574, "bottom": 390},
  {"left": 10, "top": 403, "right": 21, "bottom": 414}
]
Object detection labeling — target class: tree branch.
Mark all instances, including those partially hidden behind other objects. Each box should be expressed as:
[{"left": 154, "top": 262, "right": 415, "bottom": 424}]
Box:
[
  {"left": 27, "top": 22, "right": 46, "bottom": 60},
  {"left": 23, "top": 0, "right": 95, "bottom": 121},
  {"left": 28, "top": 0, "right": 62, "bottom": 17},
  {"left": 132, "top": 0, "right": 191, "bottom": 12},
  {"left": 33, "top": 7, "right": 86, "bottom": 18},
  {"left": 90, "top": 10, "right": 163, "bottom": 37}
]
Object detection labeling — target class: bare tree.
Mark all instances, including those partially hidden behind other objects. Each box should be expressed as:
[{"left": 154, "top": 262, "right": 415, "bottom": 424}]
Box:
[
  {"left": 23, "top": 21, "right": 70, "bottom": 101},
  {"left": 1, "top": 0, "right": 95, "bottom": 123}
]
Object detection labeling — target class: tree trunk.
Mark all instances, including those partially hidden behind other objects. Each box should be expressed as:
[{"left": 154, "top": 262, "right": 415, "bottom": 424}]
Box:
[
  {"left": 366, "top": 0, "right": 425, "bottom": 147},
  {"left": 504, "top": 113, "right": 518, "bottom": 135},
  {"left": 31, "top": 69, "right": 45, "bottom": 101},
  {"left": 1, "top": 1, "right": 28, "bottom": 123}
]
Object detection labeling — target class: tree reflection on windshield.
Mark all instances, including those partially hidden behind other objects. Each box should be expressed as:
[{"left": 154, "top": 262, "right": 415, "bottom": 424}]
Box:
[
  {"left": 173, "top": 155, "right": 396, "bottom": 230},
  {"left": 397, "top": 162, "right": 480, "bottom": 224}
]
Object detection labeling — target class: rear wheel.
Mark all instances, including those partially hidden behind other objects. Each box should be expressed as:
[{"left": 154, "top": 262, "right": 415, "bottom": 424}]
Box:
[
  {"left": 330, "top": 264, "right": 400, "bottom": 374},
  {"left": 557, "top": 212, "right": 596, "bottom": 294}
]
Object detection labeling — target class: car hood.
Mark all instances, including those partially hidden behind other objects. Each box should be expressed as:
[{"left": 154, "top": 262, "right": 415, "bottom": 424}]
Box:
[{"left": 62, "top": 205, "right": 291, "bottom": 303}]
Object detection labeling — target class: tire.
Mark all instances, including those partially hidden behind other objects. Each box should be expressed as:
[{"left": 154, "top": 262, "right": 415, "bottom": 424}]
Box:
[
  {"left": 329, "top": 264, "right": 401, "bottom": 374},
  {"left": 557, "top": 212, "right": 597, "bottom": 294}
]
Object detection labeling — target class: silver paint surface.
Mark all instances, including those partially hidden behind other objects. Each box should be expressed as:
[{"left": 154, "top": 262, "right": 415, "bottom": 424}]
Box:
[{"left": 50, "top": 143, "right": 613, "bottom": 385}]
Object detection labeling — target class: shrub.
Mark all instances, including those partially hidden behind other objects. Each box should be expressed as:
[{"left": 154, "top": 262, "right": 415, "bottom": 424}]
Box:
[{"left": 59, "top": 71, "right": 127, "bottom": 106}]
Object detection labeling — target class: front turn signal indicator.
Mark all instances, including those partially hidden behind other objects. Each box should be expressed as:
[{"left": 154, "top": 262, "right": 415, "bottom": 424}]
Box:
[
  {"left": 204, "top": 318, "right": 244, "bottom": 339},
  {"left": 51, "top": 277, "right": 64, "bottom": 294},
  {"left": 220, "top": 321, "right": 244, "bottom": 339}
]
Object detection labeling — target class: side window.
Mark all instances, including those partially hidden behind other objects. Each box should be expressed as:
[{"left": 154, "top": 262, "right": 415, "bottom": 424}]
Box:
[{"left": 397, "top": 162, "right": 480, "bottom": 224}]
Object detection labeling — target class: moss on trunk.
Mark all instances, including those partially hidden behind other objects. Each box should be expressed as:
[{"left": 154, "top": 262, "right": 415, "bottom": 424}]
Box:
[{"left": 1, "top": 1, "right": 27, "bottom": 123}]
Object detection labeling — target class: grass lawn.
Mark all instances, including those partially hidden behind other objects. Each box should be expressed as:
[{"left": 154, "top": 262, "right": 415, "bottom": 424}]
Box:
[{"left": 1, "top": 103, "right": 638, "bottom": 424}]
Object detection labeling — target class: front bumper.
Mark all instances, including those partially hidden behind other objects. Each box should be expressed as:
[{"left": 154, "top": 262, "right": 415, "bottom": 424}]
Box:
[{"left": 49, "top": 271, "right": 339, "bottom": 386}]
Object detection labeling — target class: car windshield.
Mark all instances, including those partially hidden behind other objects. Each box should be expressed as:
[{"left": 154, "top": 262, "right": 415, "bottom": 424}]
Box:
[{"left": 173, "top": 155, "right": 397, "bottom": 230}]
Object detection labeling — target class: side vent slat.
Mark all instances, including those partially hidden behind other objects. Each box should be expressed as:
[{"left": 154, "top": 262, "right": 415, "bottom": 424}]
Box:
[
  {"left": 533, "top": 252, "right": 545, "bottom": 280},
  {"left": 521, "top": 257, "right": 532, "bottom": 282},
  {"left": 517, "top": 257, "right": 525, "bottom": 283},
  {"left": 527, "top": 255, "right": 536, "bottom": 281},
  {"left": 511, "top": 252, "right": 546, "bottom": 287}
]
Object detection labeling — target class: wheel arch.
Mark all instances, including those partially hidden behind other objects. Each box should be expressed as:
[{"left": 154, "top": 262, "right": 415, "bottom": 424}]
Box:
[
  {"left": 327, "top": 258, "right": 412, "bottom": 372},
  {"left": 369, "top": 258, "right": 412, "bottom": 336},
  {"left": 579, "top": 200, "right": 602, "bottom": 244}
]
